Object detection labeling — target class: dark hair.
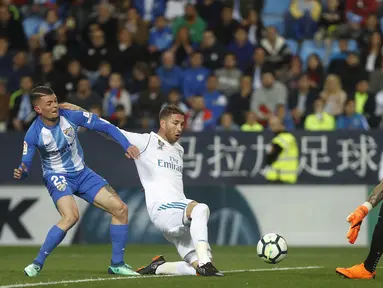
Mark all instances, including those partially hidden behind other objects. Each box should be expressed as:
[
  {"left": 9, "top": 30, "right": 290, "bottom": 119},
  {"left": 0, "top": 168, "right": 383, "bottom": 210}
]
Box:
[
  {"left": 345, "top": 99, "right": 355, "bottom": 105},
  {"left": 203, "top": 29, "right": 214, "bottom": 34},
  {"left": 31, "top": 86, "right": 54, "bottom": 104},
  {"left": 261, "top": 69, "right": 275, "bottom": 77},
  {"left": 20, "top": 75, "right": 33, "bottom": 81},
  {"left": 169, "top": 88, "right": 180, "bottom": 95},
  {"left": 191, "top": 52, "right": 202, "bottom": 60},
  {"left": 133, "top": 62, "right": 150, "bottom": 75},
  {"left": 225, "top": 52, "right": 236, "bottom": 59},
  {"left": 159, "top": 105, "right": 185, "bottom": 120}
]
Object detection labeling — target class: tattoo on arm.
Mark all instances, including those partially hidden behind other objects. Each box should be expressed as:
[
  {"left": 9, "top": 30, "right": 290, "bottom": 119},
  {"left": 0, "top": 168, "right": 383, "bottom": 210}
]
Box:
[
  {"left": 368, "top": 181, "right": 383, "bottom": 207},
  {"left": 104, "top": 184, "right": 118, "bottom": 198},
  {"left": 69, "top": 103, "right": 87, "bottom": 112}
]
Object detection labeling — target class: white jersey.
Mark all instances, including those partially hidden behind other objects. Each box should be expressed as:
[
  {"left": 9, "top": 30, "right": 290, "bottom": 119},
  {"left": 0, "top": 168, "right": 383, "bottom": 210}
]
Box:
[{"left": 121, "top": 130, "right": 186, "bottom": 216}]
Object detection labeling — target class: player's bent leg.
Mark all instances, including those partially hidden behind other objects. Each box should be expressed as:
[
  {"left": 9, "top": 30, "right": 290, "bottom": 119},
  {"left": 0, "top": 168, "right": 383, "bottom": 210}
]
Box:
[
  {"left": 55, "top": 195, "right": 80, "bottom": 231},
  {"left": 186, "top": 201, "right": 224, "bottom": 276},
  {"left": 25, "top": 195, "right": 78, "bottom": 277},
  {"left": 187, "top": 202, "right": 210, "bottom": 264},
  {"left": 336, "top": 204, "right": 383, "bottom": 279},
  {"left": 93, "top": 184, "right": 128, "bottom": 224},
  {"left": 93, "top": 184, "right": 138, "bottom": 276}
]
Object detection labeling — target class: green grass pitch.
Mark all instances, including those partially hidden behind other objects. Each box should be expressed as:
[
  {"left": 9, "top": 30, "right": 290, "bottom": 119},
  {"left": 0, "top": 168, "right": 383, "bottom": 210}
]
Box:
[{"left": 0, "top": 245, "right": 381, "bottom": 288}]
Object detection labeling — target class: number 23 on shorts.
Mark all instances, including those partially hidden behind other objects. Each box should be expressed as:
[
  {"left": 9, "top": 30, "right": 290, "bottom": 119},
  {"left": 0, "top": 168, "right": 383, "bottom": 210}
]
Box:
[{"left": 50, "top": 175, "right": 68, "bottom": 191}]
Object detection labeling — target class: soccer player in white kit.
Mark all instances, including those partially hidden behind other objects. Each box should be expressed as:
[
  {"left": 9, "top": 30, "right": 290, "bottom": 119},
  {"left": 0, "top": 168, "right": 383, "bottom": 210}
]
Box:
[{"left": 60, "top": 103, "right": 223, "bottom": 276}]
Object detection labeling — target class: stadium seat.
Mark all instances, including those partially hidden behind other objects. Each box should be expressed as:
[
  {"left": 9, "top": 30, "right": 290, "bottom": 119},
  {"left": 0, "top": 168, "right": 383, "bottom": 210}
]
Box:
[
  {"left": 285, "top": 39, "right": 299, "bottom": 55},
  {"left": 300, "top": 40, "right": 327, "bottom": 68},
  {"left": 263, "top": 0, "right": 290, "bottom": 15},
  {"left": 331, "top": 39, "right": 359, "bottom": 54}
]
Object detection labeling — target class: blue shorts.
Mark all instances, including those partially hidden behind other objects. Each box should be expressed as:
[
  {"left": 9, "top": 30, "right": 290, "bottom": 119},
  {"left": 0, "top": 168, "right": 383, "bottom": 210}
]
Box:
[{"left": 43, "top": 167, "right": 108, "bottom": 204}]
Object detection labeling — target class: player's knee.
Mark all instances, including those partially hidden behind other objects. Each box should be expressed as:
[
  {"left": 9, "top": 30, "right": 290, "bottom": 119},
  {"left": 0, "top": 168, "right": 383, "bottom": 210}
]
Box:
[
  {"left": 191, "top": 203, "right": 210, "bottom": 219},
  {"left": 62, "top": 212, "right": 79, "bottom": 227},
  {"left": 113, "top": 202, "right": 128, "bottom": 221}
]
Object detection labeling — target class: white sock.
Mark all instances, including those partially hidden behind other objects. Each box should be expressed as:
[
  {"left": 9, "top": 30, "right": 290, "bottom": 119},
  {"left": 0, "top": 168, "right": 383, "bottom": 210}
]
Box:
[
  {"left": 190, "top": 203, "right": 211, "bottom": 265},
  {"left": 155, "top": 262, "right": 196, "bottom": 275}
]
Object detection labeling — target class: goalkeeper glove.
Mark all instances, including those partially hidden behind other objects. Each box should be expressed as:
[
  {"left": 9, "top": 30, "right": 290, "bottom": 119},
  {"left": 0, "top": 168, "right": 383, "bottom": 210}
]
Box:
[{"left": 346, "top": 203, "right": 372, "bottom": 244}]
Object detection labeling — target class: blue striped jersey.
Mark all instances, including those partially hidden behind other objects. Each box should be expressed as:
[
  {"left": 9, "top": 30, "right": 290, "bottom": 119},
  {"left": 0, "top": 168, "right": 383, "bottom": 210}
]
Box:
[{"left": 21, "top": 109, "right": 130, "bottom": 176}]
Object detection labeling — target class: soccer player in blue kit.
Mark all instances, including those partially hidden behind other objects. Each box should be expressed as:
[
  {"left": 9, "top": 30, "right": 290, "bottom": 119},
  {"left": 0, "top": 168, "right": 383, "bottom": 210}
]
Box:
[{"left": 13, "top": 86, "right": 140, "bottom": 277}]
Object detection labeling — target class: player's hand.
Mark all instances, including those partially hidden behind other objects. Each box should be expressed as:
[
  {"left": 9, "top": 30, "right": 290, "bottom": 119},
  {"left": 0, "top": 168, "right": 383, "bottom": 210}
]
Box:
[
  {"left": 125, "top": 145, "right": 140, "bottom": 160},
  {"left": 59, "top": 102, "right": 82, "bottom": 111},
  {"left": 346, "top": 205, "right": 369, "bottom": 244},
  {"left": 14, "top": 163, "right": 27, "bottom": 180}
]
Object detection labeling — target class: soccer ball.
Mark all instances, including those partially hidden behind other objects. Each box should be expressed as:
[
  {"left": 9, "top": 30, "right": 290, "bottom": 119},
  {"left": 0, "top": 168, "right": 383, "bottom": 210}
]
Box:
[{"left": 257, "top": 233, "right": 288, "bottom": 264}]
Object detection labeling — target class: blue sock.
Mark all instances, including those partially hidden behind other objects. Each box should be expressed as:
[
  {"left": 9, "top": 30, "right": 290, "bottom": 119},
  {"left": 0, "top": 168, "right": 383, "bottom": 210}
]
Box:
[
  {"left": 110, "top": 224, "right": 128, "bottom": 266},
  {"left": 34, "top": 225, "right": 66, "bottom": 267}
]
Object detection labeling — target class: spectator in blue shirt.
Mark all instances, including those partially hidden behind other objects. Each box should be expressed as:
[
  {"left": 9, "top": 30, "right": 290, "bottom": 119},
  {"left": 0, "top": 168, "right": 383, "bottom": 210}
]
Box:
[
  {"left": 156, "top": 51, "right": 183, "bottom": 95},
  {"left": 148, "top": 16, "right": 173, "bottom": 54},
  {"left": 228, "top": 27, "right": 255, "bottom": 71},
  {"left": 203, "top": 75, "right": 227, "bottom": 124},
  {"left": 182, "top": 52, "right": 210, "bottom": 101},
  {"left": 336, "top": 99, "right": 369, "bottom": 130},
  {"left": 38, "top": 9, "right": 62, "bottom": 39},
  {"left": 7, "top": 51, "right": 32, "bottom": 93},
  {"left": 134, "top": 0, "right": 166, "bottom": 24},
  {"left": 0, "top": 38, "right": 13, "bottom": 80},
  {"left": 329, "top": 38, "right": 350, "bottom": 62}
]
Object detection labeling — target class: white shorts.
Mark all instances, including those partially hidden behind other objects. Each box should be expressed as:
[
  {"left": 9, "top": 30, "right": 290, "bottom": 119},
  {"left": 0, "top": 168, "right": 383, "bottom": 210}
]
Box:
[{"left": 151, "top": 199, "right": 212, "bottom": 264}]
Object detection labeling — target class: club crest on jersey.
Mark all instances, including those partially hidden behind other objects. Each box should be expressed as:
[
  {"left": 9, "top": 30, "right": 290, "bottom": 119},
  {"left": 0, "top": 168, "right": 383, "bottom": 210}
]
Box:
[
  {"left": 63, "top": 127, "right": 74, "bottom": 139},
  {"left": 57, "top": 183, "right": 67, "bottom": 191},
  {"left": 158, "top": 139, "right": 165, "bottom": 150}
]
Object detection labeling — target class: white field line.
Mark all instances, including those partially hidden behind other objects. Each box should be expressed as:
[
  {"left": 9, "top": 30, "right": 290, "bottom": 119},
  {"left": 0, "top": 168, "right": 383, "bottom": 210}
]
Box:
[{"left": 0, "top": 266, "right": 323, "bottom": 288}]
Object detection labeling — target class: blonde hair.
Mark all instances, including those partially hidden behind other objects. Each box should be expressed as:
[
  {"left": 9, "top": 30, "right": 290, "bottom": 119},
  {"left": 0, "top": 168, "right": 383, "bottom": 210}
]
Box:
[{"left": 324, "top": 74, "right": 342, "bottom": 93}]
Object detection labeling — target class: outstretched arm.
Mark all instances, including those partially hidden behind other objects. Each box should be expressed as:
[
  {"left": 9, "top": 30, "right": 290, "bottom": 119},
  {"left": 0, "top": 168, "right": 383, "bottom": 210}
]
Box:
[
  {"left": 60, "top": 106, "right": 140, "bottom": 159},
  {"left": 92, "top": 117, "right": 131, "bottom": 150},
  {"left": 88, "top": 117, "right": 141, "bottom": 159}
]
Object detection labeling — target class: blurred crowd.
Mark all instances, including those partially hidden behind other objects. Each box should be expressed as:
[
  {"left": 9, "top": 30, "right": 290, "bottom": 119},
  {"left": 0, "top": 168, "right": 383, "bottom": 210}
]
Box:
[{"left": 0, "top": 0, "right": 383, "bottom": 133}]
